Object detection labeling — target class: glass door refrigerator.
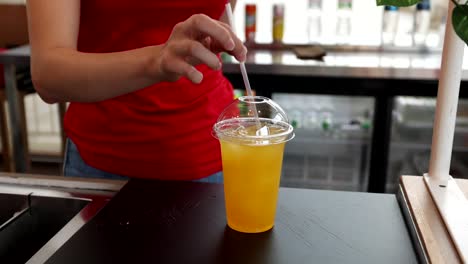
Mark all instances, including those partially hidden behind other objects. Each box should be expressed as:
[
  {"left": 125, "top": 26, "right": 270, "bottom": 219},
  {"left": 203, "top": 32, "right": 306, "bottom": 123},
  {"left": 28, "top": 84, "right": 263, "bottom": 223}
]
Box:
[
  {"left": 387, "top": 96, "right": 468, "bottom": 193},
  {"left": 272, "top": 93, "right": 374, "bottom": 192}
]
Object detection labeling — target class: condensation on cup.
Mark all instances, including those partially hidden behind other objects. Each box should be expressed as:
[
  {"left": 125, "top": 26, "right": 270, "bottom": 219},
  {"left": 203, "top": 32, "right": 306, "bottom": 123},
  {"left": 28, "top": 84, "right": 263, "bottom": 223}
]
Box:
[
  {"left": 245, "top": 4, "right": 256, "bottom": 43},
  {"left": 272, "top": 4, "right": 285, "bottom": 43}
]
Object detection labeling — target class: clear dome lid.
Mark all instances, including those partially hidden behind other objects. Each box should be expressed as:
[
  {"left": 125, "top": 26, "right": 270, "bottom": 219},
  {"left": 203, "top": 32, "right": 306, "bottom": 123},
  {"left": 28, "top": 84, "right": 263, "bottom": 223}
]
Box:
[{"left": 213, "top": 96, "right": 294, "bottom": 145}]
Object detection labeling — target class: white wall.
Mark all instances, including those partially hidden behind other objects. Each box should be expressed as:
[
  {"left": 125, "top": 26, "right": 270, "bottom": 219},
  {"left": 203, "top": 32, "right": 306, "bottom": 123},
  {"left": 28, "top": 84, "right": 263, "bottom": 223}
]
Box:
[{"left": 233, "top": 0, "right": 449, "bottom": 46}]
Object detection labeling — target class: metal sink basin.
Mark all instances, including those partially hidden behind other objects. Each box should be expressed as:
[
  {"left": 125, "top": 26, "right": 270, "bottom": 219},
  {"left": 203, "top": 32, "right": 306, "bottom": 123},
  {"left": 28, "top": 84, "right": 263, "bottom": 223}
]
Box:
[
  {"left": 0, "top": 176, "right": 124, "bottom": 264},
  {"left": 0, "top": 193, "right": 29, "bottom": 228},
  {"left": 0, "top": 194, "right": 89, "bottom": 264}
]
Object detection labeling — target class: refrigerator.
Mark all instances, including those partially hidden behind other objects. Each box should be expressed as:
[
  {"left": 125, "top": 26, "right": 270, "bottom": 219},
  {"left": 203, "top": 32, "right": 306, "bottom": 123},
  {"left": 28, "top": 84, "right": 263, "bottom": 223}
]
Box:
[
  {"left": 271, "top": 93, "right": 374, "bottom": 192},
  {"left": 387, "top": 96, "right": 468, "bottom": 193}
]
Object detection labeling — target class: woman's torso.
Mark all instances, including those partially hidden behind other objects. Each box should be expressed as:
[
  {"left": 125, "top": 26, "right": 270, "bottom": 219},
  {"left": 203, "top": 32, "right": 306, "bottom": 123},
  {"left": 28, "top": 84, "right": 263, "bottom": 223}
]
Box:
[{"left": 64, "top": 0, "right": 233, "bottom": 180}]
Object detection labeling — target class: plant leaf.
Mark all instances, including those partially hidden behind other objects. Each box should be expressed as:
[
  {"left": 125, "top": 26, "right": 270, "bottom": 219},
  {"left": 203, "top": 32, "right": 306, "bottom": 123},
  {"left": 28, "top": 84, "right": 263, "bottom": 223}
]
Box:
[
  {"left": 453, "top": 5, "right": 468, "bottom": 45},
  {"left": 376, "top": 0, "right": 421, "bottom": 7}
]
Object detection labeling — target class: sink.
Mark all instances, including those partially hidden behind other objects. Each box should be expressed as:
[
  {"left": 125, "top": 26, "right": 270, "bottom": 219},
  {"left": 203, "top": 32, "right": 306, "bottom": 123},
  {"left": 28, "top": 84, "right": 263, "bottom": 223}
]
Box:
[
  {"left": 0, "top": 177, "right": 123, "bottom": 264},
  {"left": 0, "top": 195, "right": 88, "bottom": 264},
  {"left": 0, "top": 193, "right": 29, "bottom": 228}
]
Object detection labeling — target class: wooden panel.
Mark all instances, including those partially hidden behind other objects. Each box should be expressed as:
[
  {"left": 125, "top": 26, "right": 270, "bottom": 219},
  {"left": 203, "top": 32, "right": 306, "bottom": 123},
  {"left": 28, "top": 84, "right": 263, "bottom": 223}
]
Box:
[
  {"left": 400, "top": 176, "right": 465, "bottom": 263},
  {"left": 0, "top": 4, "right": 29, "bottom": 48},
  {"left": 456, "top": 179, "right": 468, "bottom": 199}
]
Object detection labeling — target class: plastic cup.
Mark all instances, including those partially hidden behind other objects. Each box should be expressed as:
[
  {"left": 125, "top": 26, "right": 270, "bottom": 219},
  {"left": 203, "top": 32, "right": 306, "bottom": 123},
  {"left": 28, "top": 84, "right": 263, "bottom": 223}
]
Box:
[{"left": 213, "top": 96, "right": 294, "bottom": 233}]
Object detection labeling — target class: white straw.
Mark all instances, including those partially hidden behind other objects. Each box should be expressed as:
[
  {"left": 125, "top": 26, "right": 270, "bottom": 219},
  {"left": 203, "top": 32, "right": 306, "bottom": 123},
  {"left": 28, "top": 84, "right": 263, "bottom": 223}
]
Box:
[
  {"left": 224, "top": 3, "right": 261, "bottom": 129},
  {"left": 224, "top": 3, "right": 254, "bottom": 97},
  {"left": 239, "top": 63, "right": 254, "bottom": 98}
]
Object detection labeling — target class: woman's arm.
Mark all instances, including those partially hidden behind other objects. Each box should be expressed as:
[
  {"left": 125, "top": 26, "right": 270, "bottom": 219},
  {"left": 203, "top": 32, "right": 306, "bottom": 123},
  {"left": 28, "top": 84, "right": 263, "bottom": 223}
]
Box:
[{"left": 27, "top": 0, "right": 246, "bottom": 104}]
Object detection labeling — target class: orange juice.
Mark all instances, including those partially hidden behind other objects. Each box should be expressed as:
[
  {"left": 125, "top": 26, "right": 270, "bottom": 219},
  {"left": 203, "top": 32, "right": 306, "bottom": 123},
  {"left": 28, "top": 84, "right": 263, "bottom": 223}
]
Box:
[
  {"left": 219, "top": 125, "right": 287, "bottom": 233},
  {"left": 213, "top": 96, "right": 294, "bottom": 233}
]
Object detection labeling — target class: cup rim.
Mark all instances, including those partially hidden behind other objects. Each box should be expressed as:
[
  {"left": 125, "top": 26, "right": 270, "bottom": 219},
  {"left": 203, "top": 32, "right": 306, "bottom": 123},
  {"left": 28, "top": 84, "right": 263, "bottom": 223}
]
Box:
[
  {"left": 213, "top": 117, "right": 295, "bottom": 144},
  {"left": 237, "top": 95, "right": 270, "bottom": 104}
]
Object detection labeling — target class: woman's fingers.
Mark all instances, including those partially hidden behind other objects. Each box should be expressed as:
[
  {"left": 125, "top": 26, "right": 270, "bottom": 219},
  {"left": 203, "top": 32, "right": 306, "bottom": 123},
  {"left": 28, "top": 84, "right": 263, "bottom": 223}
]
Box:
[
  {"left": 183, "top": 14, "right": 246, "bottom": 62},
  {"left": 161, "top": 39, "right": 225, "bottom": 84},
  {"left": 174, "top": 40, "right": 221, "bottom": 70},
  {"left": 218, "top": 22, "right": 247, "bottom": 62},
  {"left": 158, "top": 14, "right": 248, "bottom": 84},
  {"left": 184, "top": 14, "right": 235, "bottom": 50},
  {"left": 165, "top": 58, "right": 203, "bottom": 84}
]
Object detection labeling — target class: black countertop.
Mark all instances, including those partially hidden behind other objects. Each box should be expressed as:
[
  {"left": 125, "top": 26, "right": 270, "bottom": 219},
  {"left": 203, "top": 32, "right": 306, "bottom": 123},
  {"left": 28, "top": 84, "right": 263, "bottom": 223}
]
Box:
[{"left": 45, "top": 179, "right": 418, "bottom": 264}]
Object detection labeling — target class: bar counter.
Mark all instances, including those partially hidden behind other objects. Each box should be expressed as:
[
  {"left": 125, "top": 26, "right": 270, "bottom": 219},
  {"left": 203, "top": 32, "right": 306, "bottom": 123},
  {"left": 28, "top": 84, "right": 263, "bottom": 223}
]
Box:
[
  {"left": 3, "top": 45, "right": 468, "bottom": 193},
  {"left": 0, "top": 173, "right": 420, "bottom": 263}
]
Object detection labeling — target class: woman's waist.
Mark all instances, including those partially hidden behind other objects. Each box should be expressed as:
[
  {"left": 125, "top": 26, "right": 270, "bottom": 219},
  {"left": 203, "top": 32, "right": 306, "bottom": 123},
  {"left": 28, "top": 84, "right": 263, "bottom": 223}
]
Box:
[{"left": 66, "top": 121, "right": 221, "bottom": 175}]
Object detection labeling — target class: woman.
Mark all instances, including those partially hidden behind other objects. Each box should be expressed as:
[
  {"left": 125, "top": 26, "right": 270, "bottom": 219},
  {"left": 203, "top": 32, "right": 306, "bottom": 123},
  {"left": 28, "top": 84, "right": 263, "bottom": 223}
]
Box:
[{"left": 26, "top": 0, "right": 246, "bottom": 181}]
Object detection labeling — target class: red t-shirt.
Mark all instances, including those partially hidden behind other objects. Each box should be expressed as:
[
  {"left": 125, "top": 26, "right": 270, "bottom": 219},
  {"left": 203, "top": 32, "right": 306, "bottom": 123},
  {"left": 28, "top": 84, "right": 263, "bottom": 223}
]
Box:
[{"left": 64, "top": 0, "right": 234, "bottom": 180}]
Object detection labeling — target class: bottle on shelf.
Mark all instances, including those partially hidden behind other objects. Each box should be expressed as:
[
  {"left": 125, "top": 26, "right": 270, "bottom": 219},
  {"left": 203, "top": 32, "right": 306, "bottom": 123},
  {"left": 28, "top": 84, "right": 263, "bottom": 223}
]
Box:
[
  {"left": 272, "top": 4, "right": 285, "bottom": 44},
  {"left": 413, "top": 0, "right": 431, "bottom": 47},
  {"left": 336, "top": 0, "right": 353, "bottom": 44},
  {"left": 245, "top": 4, "right": 257, "bottom": 44},
  {"left": 360, "top": 109, "right": 372, "bottom": 131},
  {"left": 304, "top": 107, "right": 319, "bottom": 131},
  {"left": 289, "top": 107, "right": 303, "bottom": 129},
  {"left": 276, "top": 97, "right": 300, "bottom": 129},
  {"left": 381, "top": 6, "right": 399, "bottom": 47},
  {"left": 307, "top": 0, "right": 322, "bottom": 44},
  {"left": 319, "top": 105, "right": 334, "bottom": 136}
]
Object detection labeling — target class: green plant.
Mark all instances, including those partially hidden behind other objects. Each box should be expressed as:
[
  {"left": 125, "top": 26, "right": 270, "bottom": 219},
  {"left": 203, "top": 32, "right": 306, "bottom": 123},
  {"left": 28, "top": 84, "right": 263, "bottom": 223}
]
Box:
[{"left": 377, "top": 0, "right": 468, "bottom": 44}]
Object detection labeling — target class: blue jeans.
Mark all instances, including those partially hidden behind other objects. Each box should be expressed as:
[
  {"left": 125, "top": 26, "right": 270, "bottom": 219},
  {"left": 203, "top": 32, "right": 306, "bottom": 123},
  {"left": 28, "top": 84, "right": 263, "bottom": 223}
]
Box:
[{"left": 63, "top": 139, "right": 224, "bottom": 183}]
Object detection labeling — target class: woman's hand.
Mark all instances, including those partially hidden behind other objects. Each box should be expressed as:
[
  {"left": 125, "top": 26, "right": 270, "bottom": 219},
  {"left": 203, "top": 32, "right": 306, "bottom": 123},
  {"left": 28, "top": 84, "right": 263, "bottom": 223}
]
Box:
[{"left": 153, "top": 14, "right": 246, "bottom": 84}]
